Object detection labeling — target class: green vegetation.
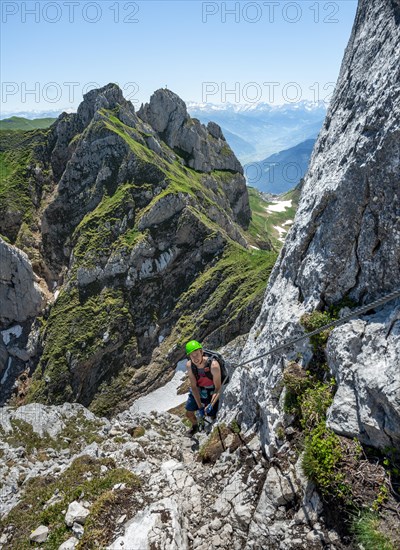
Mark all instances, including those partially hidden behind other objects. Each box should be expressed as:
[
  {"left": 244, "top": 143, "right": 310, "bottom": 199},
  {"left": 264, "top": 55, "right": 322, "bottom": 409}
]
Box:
[
  {"left": 0, "top": 412, "right": 105, "bottom": 456},
  {"left": 300, "top": 310, "right": 334, "bottom": 353},
  {"left": 131, "top": 426, "right": 145, "bottom": 438},
  {"left": 300, "top": 380, "right": 335, "bottom": 431},
  {"left": 302, "top": 421, "right": 350, "bottom": 500},
  {"left": 26, "top": 286, "right": 134, "bottom": 405},
  {"left": 11, "top": 105, "right": 278, "bottom": 417},
  {"left": 0, "top": 455, "right": 141, "bottom": 550},
  {"left": 282, "top": 360, "right": 345, "bottom": 502},
  {"left": 229, "top": 419, "right": 241, "bottom": 434},
  {"left": 220, "top": 144, "right": 232, "bottom": 157},
  {"left": 169, "top": 242, "right": 277, "bottom": 349},
  {"left": 0, "top": 116, "right": 56, "bottom": 131},
  {"left": 0, "top": 145, "right": 35, "bottom": 227},
  {"left": 71, "top": 182, "right": 141, "bottom": 270},
  {"left": 89, "top": 363, "right": 138, "bottom": 418},
  {"left": 247, "top": 185, "right": 299, "bottom": 250},
  {"left": 285, "top": 302, "right": 399, "bottom": 549},
  {"left": 283, "top": 365, "right": 335, "bottom": 432},
  {"left": 351, "top": 512, "right": 395, "bottom": 550},
  {"left": 0, "top": 128, "right": 52, "bottom": 247},
  {"left": 282, "top": 361, "right": 312, "bottom": 416}
]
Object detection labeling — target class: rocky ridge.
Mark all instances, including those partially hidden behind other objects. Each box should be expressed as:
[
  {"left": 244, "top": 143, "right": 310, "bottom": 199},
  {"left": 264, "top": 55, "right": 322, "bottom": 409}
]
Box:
[
  {"left": 0, "top": 84, "right": 275, "bottom": 413},
  {"left": 0, "top": 401, "right": 344, "bottom": 550}
]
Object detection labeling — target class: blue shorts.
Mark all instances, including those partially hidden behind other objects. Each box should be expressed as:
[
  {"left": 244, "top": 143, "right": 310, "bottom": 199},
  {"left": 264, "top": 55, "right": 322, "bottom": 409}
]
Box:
[{"left": 185, "top": 387, "right": 219, "bottom": 417}]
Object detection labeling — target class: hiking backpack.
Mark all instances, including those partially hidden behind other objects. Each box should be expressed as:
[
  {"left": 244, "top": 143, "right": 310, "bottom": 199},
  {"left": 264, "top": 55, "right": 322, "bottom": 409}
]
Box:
[{"left": 190, "top": 349, "right": 230, "bottom": 386}]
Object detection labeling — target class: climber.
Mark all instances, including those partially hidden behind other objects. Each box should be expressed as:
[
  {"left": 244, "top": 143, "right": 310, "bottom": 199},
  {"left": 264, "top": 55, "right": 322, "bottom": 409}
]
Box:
[{"left": 184, "top": 340, "right": 222, "bottom": 436}]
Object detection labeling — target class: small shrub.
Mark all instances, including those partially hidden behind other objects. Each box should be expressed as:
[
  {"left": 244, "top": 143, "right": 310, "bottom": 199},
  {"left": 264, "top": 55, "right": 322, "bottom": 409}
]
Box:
[
  {"left": 276, "top": 426, "right": 285, "bottom": 441},
  {"left": 229, "top": 419, "right": 241, "bottom": 434},
  {"left": 282, "top": 361, "right": 311, "bottom": 416},
  {"left": 300, "top": 310, "right": 333, "bottom": 353},
  {"left": 351, "top": 512, "right": 395, "bottom": 550},
  {"left": 302, "top": 422, "right": 349, "bottom": 500},
  {"left": 300, "top": 379, "right": 335, "bottom": 431},
  {"left": 113, "top": 436, "right": 127, "bottom": 444},
  {"left": 131, "top": 426, "right": 145, "bottom": 438},
  {"left": 372, "top": 484, "right": 390, "bottom": 512}
]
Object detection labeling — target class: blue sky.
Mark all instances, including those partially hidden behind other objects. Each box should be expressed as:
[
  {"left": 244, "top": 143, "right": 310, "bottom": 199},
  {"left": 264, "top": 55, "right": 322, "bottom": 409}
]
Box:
[{"left": 1, "top": 1, "right": 358, "bottom": 114}]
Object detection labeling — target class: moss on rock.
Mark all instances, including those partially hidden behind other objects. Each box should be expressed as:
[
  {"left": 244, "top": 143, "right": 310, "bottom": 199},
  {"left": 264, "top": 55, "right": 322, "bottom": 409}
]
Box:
[{"left": 26, "top": 286, "right": 134, "bottom": 406}]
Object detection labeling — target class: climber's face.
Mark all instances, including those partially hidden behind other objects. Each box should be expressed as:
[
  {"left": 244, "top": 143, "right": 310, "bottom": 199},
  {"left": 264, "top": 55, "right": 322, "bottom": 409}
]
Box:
[{"left": 189, "top": 349, "right": 203, "bottom": 365}]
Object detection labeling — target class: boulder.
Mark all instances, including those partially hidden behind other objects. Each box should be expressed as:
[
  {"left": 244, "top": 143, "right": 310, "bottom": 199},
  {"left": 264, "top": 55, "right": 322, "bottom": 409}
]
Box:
[
  {"left": 264, "top": 466, "right": 296, "bottom": 507},
  {"left": 65, "top": 500, "right": 90, "bottom": 527},
  {"left": 30, "top": 525, "right": 49, "bottom": 543}
]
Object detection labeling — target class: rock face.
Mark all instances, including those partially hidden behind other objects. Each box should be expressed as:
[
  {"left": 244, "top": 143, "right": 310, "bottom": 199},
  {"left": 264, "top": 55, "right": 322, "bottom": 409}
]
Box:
[
  {"left": 0, "top": 239, "right": 44, "bottom": 404},
  {"left": 0, "top": 82, "right": 269, "bottom": 413},
  {"left": 0, "top": 238, "right": 44, "bottom": 326},
  {"left": 0, "top": 403, "right": 343, "bottom": 550},
  {"left": 138, "top": 88, "right": 243, "bottom": 174},
  {"left": 221, "top": 0, "right": 400, "bottom": 454},
  {"left": 326, "top": 300, "right": 400, "bottom": 449}
]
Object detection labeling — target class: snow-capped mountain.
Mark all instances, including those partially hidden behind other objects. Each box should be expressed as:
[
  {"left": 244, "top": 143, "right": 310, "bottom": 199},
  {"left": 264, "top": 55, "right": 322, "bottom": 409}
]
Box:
[{"left": 187, "top": 101, "right": 327, "bottom": 165}]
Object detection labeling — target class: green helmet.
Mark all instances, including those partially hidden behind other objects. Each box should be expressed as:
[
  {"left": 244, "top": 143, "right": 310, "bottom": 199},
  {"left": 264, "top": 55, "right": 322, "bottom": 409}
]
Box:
[{"left": 185, "top": 340, "right": 202, "bottom": 355}]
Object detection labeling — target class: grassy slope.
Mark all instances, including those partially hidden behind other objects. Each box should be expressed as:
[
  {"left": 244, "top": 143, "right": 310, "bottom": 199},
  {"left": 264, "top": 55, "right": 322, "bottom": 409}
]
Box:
[
  {"left": 0, "top": 128, "right": 52, "bottom": 247},
  {"left": 0, "top": 116, "right": 57, "bottom": 131},
  {"left": 247, "top": 185, "right": 300, "bottom": 251}
]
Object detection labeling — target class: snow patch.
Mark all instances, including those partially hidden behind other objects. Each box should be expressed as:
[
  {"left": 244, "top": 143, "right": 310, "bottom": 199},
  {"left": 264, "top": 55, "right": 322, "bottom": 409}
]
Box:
[
  {"left": 132, "top": 362, "right": 187, "bottom": 414},
  {"left": 266, "top": 200, "right": 292, "bottom": 213},
  {"left": 1, "top": 325, "right": 23, "bottom": 345},
  {"left": 273, "top": 225, "right": 287, "bottom": 236},
  {"left": 1, "top": 357, "right": 12, "bottom": 385}
]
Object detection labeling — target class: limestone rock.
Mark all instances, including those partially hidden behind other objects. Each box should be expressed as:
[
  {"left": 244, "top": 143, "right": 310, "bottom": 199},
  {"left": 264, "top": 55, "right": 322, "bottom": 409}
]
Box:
[
  {"left": 137, "top": 192, "right": 188, "bottom": 230},
  {"left": 264, "top": 467, "right": 296, "bottom": 507},
  {"left": 30, "top": 525, "right": 49, "bottom": 543},
  {"left": 76, "top": 83, "right": 137, "bottom": 130},
  {"left": 0, "top": 239, "right": 44, "bottom": 325},
  {"left": 0, "top": 335, "right": 9, "bottom": 380},
  {"left": 138, "top": 88, "right": 243, "bottom": 174},
  {"left": 0, "top": 402, "right": 109, "bottom": 439},
  {"left": 223, "top": 0, "right": 400, "bottom": 454},
  {"left": 107, "top": 497, "right": 187, "bottom": 550},
  {"left": 58, "top": 537, "right": 79, "bottom": 549},
  {"left": 326, "top": 300, "right": 400, "bottom": 448},
  {"left": 65, "top": 501, "right": 90, "bottom": 527}
]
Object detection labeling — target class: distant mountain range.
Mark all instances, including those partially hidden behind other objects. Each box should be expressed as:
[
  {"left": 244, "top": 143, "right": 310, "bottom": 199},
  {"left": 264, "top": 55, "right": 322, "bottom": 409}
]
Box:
[
  {"left": 244, "top": 138, "right": 316, "bottom": 194},
  {"left": 187, "top": 100, "right": 326, "bottom": 165}
]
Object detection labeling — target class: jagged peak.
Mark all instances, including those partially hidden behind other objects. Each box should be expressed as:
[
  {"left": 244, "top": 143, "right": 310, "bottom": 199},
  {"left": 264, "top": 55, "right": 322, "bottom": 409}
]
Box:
[
  {"left": 76, "top": 82, "right": 136, "bottom": 129},
  {"left": 137, "top": 87, "right": 189, "bottom": 134},
  {"left": 138, "top": 88, "right": 242, "bottom": 174}
]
